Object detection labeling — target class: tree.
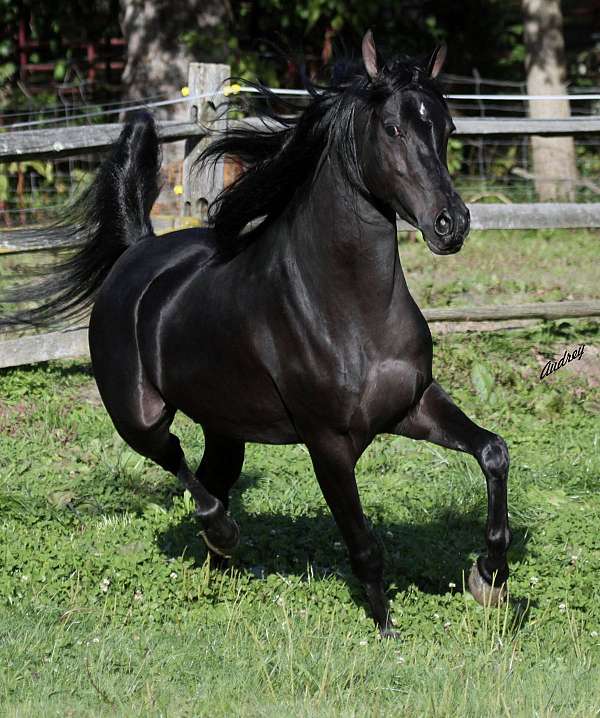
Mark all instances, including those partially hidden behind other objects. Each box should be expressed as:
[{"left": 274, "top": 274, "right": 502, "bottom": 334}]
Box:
[
  {"left": 522, "top": 0, "right": 578, "bottom": 201},
  {"left": 119, "top": 0, "right": 227, "bottom": 105},
  {"left": 119, "top": 0, "right": 227, "bottom": 211}
]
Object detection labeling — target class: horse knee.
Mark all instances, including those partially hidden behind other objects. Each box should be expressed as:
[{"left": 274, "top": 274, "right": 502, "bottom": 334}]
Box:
[{"left": 478, "top": 433, "right": 509, "bottom": 479}]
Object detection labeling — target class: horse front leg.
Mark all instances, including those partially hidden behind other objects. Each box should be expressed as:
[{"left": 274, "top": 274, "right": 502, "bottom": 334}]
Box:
[
  {"left": 306, "top": 434, "right": 398, "bottom": 637},
  {"left": 394, "top": 380, "right": 511, "bottom": 605}
]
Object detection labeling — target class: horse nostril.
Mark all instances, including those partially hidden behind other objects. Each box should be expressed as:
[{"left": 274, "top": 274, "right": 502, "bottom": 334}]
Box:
[{"left": 434, "top": 209, "right": 453, "bottom": 237}]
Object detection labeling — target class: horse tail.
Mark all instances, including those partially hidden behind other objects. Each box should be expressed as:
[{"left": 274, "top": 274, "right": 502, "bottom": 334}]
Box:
[{"left": 0, "top": 110, "right": 160, "bottom": 329}]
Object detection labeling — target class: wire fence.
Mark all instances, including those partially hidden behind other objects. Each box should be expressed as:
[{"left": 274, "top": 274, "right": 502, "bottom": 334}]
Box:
[{"left": 2, "top": 72, "right": 600, "bottom": 225}]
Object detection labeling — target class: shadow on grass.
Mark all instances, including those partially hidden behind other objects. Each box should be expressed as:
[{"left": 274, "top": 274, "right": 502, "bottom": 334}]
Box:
[
  {"left": 0, "top": 359, "right": 93, "bottom": 379},
  {"left": 157, "top": 469, "right": 531, "bottom": 618}
]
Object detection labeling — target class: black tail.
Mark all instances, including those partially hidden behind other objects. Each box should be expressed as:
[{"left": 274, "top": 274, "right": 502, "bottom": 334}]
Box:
[{"left": 0, "top": 110, "right": 160, "bottom": 329}]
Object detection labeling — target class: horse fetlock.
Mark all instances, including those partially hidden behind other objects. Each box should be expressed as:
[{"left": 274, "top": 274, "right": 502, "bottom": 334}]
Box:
[
  {"left": 195, "top": 496, "right": 225, "bottom": 523},
  {"left": 487, "top": 525, "right": 512, "bottom": 555},
  {"left": 349, "top": 539, "right": 383, "bottom": 583},
  {"left": 364, "top": 580, "right": 393, "bottom": 633}
]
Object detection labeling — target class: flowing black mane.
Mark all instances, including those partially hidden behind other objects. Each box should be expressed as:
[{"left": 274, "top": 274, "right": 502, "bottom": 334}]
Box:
[{"left": 198, "top": 55, "right": 444, "bottom": 251}]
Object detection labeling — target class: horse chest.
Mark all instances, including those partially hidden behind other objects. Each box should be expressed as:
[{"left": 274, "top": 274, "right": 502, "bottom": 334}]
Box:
[{"left": 278, "top": 320, "right": 432, "bottom": 436}]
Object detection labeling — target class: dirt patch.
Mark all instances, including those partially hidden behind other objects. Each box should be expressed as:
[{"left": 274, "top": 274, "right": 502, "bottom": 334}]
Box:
[
  {"left": 0, "top": 399, "right": 37, "bottom": 436},
  {"left": 76, "top": 381, "right": 103, "bottom": 407}
]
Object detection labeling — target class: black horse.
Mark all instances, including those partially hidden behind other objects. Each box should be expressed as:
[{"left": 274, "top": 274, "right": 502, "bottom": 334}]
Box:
[{"left": 1, "top": 32, "right": 511, "bottom": 636}]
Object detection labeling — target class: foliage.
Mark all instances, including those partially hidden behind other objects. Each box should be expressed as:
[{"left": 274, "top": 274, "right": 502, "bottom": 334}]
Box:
[
  {"left": 4, "top": 0, "right": 594, "bottom": 100},
  {"left": 0, "top": 0, "right": 121, "bottom": 111},
  {"left": 0, "top": 160, "right": 54, "bottom": 202},
  {"left": 446, "top": 137, "right": 463, "bottom": 176}
]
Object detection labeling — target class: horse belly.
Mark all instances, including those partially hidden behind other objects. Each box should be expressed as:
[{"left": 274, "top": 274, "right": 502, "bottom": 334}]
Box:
[
  {"left": 164, "top": 360, "right": 299, "bottom": 444},
  {"left": 145, "top": 312, "right": 300, "bottom": 444}
]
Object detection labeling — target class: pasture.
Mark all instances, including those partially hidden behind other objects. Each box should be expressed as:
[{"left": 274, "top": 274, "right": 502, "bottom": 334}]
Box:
[{"left": 1, "top": 228, "right": 599, "bottom": 716}]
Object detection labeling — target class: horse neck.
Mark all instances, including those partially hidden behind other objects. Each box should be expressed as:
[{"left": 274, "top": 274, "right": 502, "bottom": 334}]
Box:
[{"left": 283, "top": 158, "right": 409, "bottom": 314}]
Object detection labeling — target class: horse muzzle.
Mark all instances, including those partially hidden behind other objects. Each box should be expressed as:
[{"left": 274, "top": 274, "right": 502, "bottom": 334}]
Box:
[{"left": 425, "top": 205, "right": 470, "bottom": 255}]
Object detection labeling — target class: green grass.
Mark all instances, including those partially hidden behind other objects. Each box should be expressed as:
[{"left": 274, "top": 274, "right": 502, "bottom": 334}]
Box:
[
  {"left": 1, "top": 315, "right": 599, "bottom": 716},
  {"left": 399, "top": 228, "right": 600, "bottom": 308},
  {"left": 1, "top": 227, "right": 599, "bottom": 715}
]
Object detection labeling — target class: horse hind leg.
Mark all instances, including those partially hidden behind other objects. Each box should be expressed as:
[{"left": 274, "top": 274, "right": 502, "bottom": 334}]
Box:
[{"left": 102, "top": 380, "right": 240, "bottom": 558}]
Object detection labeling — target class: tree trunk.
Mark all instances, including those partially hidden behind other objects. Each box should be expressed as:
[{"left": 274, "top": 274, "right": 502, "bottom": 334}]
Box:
[
  {"left": 119, "top": 0, "right": 226, "bottom": 217},
  {"left": 120, "top": 0, "right": 225, "bottom": 104},
  {"left": 522, "top": 0, "right": 578, "bottom": 201}
]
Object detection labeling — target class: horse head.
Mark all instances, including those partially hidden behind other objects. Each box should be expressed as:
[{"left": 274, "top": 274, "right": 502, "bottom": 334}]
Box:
[{"left": 358, "top": 31, "right": 470, "bottom": 255}]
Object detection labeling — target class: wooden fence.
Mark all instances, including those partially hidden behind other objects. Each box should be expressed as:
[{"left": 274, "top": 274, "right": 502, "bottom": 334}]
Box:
[{"left": 1, "top": 62, "right": 599, "bottom": 369}]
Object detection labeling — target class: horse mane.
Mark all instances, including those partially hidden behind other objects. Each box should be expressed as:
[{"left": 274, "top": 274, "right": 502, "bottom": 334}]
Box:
[{"left": 197, "top": 53, "right": 444, "bottom": 253}]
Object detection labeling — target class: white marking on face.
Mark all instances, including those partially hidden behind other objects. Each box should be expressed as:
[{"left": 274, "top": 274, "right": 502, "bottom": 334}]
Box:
[{"left": 419, "top": 101, "right": 427, "bottom": 119}]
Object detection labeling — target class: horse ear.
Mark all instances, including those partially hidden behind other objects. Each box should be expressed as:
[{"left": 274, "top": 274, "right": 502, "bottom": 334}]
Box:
[
  {"left": 427, "top": 43, "right": 447, "bottom": 79},
  {"left": 362, "top": 30, "right": 378, "bottom": 79}
]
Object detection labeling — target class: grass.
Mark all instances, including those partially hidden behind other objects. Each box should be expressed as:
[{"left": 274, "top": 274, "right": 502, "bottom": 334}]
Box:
[
  {"left": 399, "top": 227, "right": 600, "bottom": 308},
  {"left": 0, "top": 314, "right": 599, "bottom": 716}
]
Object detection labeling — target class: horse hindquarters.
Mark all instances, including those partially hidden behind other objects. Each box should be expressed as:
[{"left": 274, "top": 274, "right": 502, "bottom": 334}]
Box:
[{"left": 89, "top": 286, "right": 240, "bottom": 558}]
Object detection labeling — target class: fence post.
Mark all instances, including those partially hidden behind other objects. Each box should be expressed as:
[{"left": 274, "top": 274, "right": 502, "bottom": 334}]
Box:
[{"left": 182, "top": 62, "right": 230, "bottom": 224}]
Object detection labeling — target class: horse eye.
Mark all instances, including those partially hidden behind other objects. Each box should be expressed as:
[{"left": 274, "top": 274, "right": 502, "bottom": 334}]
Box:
[{"left": 385, "top": 125, "right": 401, "bottom": 138}]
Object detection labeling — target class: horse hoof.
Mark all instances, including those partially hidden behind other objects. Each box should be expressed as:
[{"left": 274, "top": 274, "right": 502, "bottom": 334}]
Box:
[
  {"left": 468, "top": 562, "right": 506, "bottom": 607},
  {"left": 379, "top": 627, "right": 402, "bottom": 640},
  {"left": 200, "top": 514, "right": 240, "bottom": 558}
]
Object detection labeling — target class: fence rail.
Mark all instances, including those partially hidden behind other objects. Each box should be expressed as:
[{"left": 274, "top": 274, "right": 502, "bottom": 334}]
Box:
[
  {"left": 3, "top": 115, "right": 600, "bottom": 163},
  {"left": 2, "top": 202, "right": 599, "bottom": 256},
  {"left": 0, "top": 120, "right": 203, "bottom": 162},
  {"left": 0, "top": 62, "right": 599, "bottom": 369}
]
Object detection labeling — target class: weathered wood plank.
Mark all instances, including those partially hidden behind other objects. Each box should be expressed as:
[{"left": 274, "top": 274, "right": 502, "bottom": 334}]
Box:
[
  {"left": 396, "top": 203, "right": 600, "bottom": 230},
  {"left": 423, "top": 300, "right": 600, "bottom": 322},
  {"left": 0, "top": 328, "right": 89, "bottom": 369},
  {"left": 454, "top": 116, "right": 600, "bottom": 136},
  {"left": 1, "top": 301, "right": 598, "bottom": 368},
  {"left": 0, "top": 121, "right": 204, "bottom": 162},
  {"left": 2, "top": 115, "right": 600, "bottom": 165},
  {"left": 182, "top": 63, "right": 230, "bottom": 223},
  {"left": 234, "top": 115, "right": 600, "bottom": 136},
  {"left": 469, "top": 203, "right": 600, "bottom": 230}
]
